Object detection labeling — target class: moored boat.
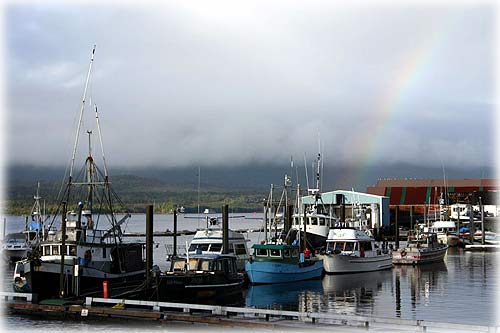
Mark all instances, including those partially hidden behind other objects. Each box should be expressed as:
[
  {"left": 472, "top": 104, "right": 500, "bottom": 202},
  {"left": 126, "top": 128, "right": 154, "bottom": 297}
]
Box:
[
  {"left": 13, "top": 46, "right": 146, "bottom": 300},
  {"left": 318, "top": 228, "right": 392, "bottom": 274},
  {"left": 245, "top": 184, "right": 323, "bottom": 284},
  {"left": 153, "top": 253, "right": 245, "bottom": 303},
  {"left": 392, "top": 232, "right": 448, "bottom": 265}
]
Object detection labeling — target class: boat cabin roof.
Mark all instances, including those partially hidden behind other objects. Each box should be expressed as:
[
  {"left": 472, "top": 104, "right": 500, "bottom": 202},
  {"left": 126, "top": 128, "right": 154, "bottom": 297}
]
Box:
[{"left": 251, "top": 243, "right": 297, "bottom": 250}]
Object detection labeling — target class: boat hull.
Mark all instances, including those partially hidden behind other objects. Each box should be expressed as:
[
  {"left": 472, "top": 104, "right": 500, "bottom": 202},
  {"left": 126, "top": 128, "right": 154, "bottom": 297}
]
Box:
[
  {"left": 392, "top": 245, "right": 448, "bottom": 265},
  {"left": 245, "top": 259, "right": 323, "bottom": 284},
  {"left": 319, "top": 253, "right": 392, "bottom": 274},
  {"left": 17, "top": 260, "right": 146, "bottom": 300}
]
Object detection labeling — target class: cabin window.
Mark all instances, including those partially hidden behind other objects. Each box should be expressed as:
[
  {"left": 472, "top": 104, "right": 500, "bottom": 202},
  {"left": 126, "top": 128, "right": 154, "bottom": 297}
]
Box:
[
  {"left": 188, "top": 244, "right": 197, "bottom": 252},
  {"left": 359, "top": 242, "right": 372, "bottom": 251},
  {"left": 234, "top": 244, "right": 247, "bottom": 255},
  {"left": 52, "top": 245, "right": 59, "bottom": 255},
  {"left": 256, "top": 248, "right": 268, "bottom": 256},
  {"left": 334, "top": 242, "right": 343, "bottom": 252},
  {"left": 326, "top": 242, "right": 334, "bottom": 252},
  {"left": 291, "top": 248, "right": 299, "bottom": 257},
  {"left": 200, "top": 260, "right": 210, "bottom": 271},
  {"left": 210, "top": 244, "right": 222, "bottom": 252},
  {"left": 311, "top": 217, "right": 318, "bottom": 226},
  {"left": 283, "top": 249, "right": 290, "bottom": 257},
  {"left": 189, "top": 258, "right": 199, "bottom": 270},
  {"left": 270, "top": 249, "right": 281, "bottom": 257},
  {"left": 172, "top": 260, "right": 185, "bottom": 271},
  {"left": 344, "top": 242, "right": 354, "bottom": 251},
  {"left": 103, "top": 247, "right": 107, "bottom": 258},
  {"left": 319, "top": 218, "right": 325, "bottom": 226},
  {"left": 69, "top": 246, "right": 77, "bottom": 256}
]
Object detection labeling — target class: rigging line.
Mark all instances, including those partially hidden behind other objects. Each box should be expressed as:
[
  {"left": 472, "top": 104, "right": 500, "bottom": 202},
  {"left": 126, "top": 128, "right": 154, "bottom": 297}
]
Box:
[
  {"left": 94, "top": 105, "right": 109, "bottom": 178},
  {"left": 69, "top": 45, "right": 96, "bottom": 180}
]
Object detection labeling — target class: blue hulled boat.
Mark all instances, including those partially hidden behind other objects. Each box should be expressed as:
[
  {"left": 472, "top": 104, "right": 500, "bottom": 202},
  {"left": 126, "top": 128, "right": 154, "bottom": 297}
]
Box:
[{"left": 245, "top": 243, "right": 323, "bottom": 284}]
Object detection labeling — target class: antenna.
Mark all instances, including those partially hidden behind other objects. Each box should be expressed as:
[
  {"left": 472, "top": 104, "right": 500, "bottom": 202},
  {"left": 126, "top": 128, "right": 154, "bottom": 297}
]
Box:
[{"left": 69, "top": 45, "right": 96, "bottom": 180}]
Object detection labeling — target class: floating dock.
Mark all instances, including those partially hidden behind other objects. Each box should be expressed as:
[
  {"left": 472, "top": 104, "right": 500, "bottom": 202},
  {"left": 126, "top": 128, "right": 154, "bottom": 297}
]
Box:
[{"left": 2, "top": 292, "right": 498, "bottom": 332}]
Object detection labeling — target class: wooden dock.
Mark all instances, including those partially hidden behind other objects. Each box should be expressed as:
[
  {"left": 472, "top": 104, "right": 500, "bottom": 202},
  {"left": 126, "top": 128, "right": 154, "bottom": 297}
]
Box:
[
  {"left": 465, "top": 244, "right": 500, "bottom": 251},
  {"left": 2, "top": 292, "right": 498, "bottom": 332}
]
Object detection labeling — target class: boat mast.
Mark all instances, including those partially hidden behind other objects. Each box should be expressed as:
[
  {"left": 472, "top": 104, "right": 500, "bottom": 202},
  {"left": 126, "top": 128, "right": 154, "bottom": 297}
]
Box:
[
  {"left": 86, "top": 130, "right": 94, "bottom": 213},
  {"left": 94, "top": 105, "right": 109, "bottom": 180},
  {"left": 69, "top": 45, "right": 96, "bottom": 182}
]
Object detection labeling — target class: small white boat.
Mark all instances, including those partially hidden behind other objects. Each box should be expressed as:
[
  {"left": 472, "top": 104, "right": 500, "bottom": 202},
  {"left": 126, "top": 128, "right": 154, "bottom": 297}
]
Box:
[
  {"left": 318, "top": 228, "right": 392, "bottom": 274},
  {"left": 393, "top": 232, "right": 448, "bottom": 265},
  {"left": 187, "top": 221, "right": 250, "bottom": 271},
  {"left": 2, "top": 233, "right": 30, "bottom": 262}
]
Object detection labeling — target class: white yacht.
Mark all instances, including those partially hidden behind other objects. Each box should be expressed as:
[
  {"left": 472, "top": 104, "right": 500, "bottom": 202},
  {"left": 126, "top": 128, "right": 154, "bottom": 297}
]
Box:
[{"left": 318, "top": 228, "right": 392, "bottom": 273}]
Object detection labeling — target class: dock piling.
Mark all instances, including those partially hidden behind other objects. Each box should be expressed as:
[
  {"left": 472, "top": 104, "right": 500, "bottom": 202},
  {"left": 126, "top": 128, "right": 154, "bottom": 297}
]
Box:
[
  {"left": 222, "top": 205, "right": 229, "bottom": 254},
  {"left": 146, "top": 204, "right": 154, "bottom": 284}
]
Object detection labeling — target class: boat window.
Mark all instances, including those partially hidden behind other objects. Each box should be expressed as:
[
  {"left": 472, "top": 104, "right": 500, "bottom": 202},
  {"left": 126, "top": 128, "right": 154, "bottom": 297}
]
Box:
[
  {"left": 188, "top": 244, "right": 197, "bottom": 252},
  {"left": 52, "top": 245, "right": 59, "bottom": 255},
  {"left": 69, "top": 246, "right": 77, "bottom": 256},
  {"left": 326, "top": 242, "right": 334, "bottom": 252},
  {"left": 359, "top": 241, "right": 372, "bottom": 251},
  {"left": 256, "top": 248, "right": 268, "bottom": 256},
  {"left": 234, "top": 244, "right": 247, "bottom": 255},
  {"left": 103, "top": 247, "right": 106, "bottom": 258},
  {"left": 291, "top": 248, "right": 299, "bottom": 257},
  {"left": 172, "top": 260, "right": 185, "bottom": 271},
  {"left": 311, "top": 217, "right": 318, "bottom": 225},
  {"left": 270, "top": 248, "right": 281, "bottom": 257},
  {"left": 344, "top": 242, "right": 354, "bottom": 251},
  {"left": 319, "top": 218, "right": 325, "bottom": 226},
  {"left": 209, "top": 244, "right": 222, "bottom": 252},
  {"left": 200, "top": 260, "right": 210, "bottom": 271},
  {"left": 283, "top": 249, "right": 290, "bottom": 257},
  {"left": 189, "top": 258, "right": 199, "bottom": 270},
  {"left": 334, "top": 242, "right": 343, "bottom": 251}
]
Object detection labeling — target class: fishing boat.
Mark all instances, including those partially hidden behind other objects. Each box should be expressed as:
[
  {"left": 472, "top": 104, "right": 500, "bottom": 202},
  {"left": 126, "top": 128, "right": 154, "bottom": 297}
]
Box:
[
  {"left": 426, "top": 221, "right": 458, "bottom": 247},
  {"left": 392, "top": 231, "right": 448, "bottom": 265},
  {"left": 13, "top": 46, "right": 146, "bottom": 299},
  {"left": 289, "top": 153, "right": 339, "bottom": 249},
  {"left": 152, "top": 253, "right": 245, "bottom": 303},
  {"left": 187, "top": 224, "right": 249, "bottom": 271},
  {"left": 318, "top": 228, "right": 392, "bottom": 274},
  {"left": 245, "top": 184, "right": 323, "bottom": 284}
]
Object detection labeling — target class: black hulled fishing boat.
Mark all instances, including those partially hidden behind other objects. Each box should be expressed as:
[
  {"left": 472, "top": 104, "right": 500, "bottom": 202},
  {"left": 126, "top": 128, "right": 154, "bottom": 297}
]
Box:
[{"left": 13, "top": 46, "right": 146, "bottom": 300}]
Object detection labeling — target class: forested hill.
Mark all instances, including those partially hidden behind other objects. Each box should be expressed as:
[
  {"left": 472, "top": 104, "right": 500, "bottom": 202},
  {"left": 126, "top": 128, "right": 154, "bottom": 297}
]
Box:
[{"left": 5, "top": 164, "right": 493, "bottom": 215}]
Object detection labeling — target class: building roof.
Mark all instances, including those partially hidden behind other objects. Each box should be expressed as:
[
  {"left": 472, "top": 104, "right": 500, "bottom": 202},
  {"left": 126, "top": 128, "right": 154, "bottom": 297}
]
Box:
[{"left": 372, "top": 178, "right": 497, "bottom": 188}]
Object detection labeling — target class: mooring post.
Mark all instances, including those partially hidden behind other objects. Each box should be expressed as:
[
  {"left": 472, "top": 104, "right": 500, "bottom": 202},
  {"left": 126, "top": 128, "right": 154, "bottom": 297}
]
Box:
[
  {"left": 222, "top": 205, "right": 229, "bottom": 254},
  {"left": 146, "top": 204, "right": 154, "bottom": 284},
  {"left": 59, "top": 201, "right": 67, "bottom": 298},
  {"left": 468, "top": 204, "right": 475, "bottom": 244},
  {"left": 479, "top": 197, "right": 485, "bottom": 245},
  {"left": 173, "top": 207, "right": 177, "bottom": 257},
  {"left": 395, "top": 205, "right": 399, "bottom": 250}
]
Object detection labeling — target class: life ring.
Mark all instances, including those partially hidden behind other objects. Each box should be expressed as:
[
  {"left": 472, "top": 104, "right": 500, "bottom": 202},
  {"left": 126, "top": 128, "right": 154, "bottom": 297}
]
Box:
[{"left": 400, "top": 250, "right": 407, "bottom": 257}]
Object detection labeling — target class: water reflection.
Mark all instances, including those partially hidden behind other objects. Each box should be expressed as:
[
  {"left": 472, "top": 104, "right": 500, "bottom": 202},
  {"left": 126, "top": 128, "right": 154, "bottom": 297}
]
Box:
[
  {"left": 317, "top": 270, "right": 393, "bottom": 315},
  {"left": 393, "top": 262, "right": 448, "bottom": 317},
  {"left": 246, "top": 279, "right": 323, "bottom": 310}
]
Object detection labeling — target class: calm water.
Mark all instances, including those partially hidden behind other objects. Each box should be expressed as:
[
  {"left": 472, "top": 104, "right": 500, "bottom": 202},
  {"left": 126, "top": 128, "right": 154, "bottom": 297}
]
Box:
[{"left": 2, "top": 214, "right": 499, "bottom": 330}]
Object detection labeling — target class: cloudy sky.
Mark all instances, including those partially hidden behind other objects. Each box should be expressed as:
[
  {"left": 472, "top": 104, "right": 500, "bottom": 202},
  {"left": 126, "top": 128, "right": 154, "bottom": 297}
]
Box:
[{"left": 4, "top": 1, "right": 497, "bottom": 173}]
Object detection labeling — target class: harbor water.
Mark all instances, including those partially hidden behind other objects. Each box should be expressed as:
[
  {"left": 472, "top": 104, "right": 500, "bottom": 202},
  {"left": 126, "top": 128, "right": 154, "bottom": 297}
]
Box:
[{"left": 2, "top": 213, "right": 499, "bottom": 330}]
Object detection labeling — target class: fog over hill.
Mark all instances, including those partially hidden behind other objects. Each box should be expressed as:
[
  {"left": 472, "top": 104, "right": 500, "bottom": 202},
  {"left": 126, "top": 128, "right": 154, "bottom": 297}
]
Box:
[{"left": 8, "top": 163, "right": 495, "bottom": 192}]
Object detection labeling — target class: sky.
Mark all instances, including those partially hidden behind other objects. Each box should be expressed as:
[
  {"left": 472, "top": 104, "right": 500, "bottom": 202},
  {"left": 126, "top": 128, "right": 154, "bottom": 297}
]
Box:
[{"left": 3, "top": 1, "right": 498, "bottom": 175}]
